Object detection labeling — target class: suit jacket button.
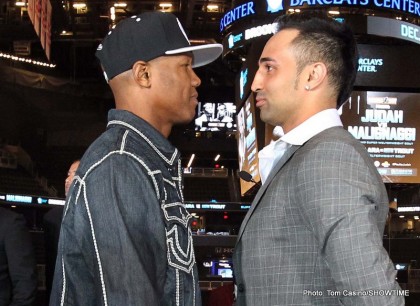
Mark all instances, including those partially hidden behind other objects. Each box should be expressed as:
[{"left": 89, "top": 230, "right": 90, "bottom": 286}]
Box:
[{"left": 238, "top": 283, "right": 245, "bottom": 292}]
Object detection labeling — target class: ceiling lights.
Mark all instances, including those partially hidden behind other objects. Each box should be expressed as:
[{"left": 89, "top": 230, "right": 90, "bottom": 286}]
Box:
[
  {"left": 187, "top": 154, "right": 196, "bottom": 168},
  {"left": 72, "top": 3, "right": 87, "bottom": 9},
  {"left": 110, "top": 6, "right": 116, "bottom": 21},
  {"left": 207, "top": 4, "right": 219, "bottom": 12},
  {"left": 159, "top": 3, "right": 173, "bottom": 11},
  {"left": 0, "top": 52, "right": 56, "bottom": 68},
  {"left": 328, "top": 10, "right": 340, "bottom": 15},
  {"left": 114, "top": 2, "right": 127, "bottom": 8}
]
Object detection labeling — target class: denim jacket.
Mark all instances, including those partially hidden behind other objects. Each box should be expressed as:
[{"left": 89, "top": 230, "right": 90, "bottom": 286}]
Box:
[{"left": 50, "top": 109, "right": 201, "bottom": 306}]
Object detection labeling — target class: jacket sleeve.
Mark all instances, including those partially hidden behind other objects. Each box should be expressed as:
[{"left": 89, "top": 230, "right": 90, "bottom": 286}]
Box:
[
  {"left": 5, "top": 212, "right": 38, "bottom": 306},
  {"left": 73, "top": 153, "right": 167, "bottom": 305},
  {"left": 297, "top": 141, "right": 404, "bottom": 306}
]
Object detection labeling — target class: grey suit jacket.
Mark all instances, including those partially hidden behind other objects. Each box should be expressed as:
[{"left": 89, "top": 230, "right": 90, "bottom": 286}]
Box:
[{"left": 233, "top": 127, "right": 404, "bottom": 306}]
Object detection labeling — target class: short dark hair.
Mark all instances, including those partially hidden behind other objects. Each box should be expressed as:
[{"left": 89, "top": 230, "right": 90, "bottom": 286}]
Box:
[{"left": 274, "top": 11, "right": 358, "bottom": 108}]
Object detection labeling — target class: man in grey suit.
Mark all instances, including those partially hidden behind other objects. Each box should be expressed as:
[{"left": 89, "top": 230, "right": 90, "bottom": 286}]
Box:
[{"left": 233, "top": 12, "right": 404, "bottom": 306}]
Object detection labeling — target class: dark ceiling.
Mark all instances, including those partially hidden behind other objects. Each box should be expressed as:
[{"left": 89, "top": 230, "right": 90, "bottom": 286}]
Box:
[
  {"left": 0, "top": 0, "right": 239, "bottom": 79},
  {"left": 0, "top": 0, "right": 241, "bottom": 194}
]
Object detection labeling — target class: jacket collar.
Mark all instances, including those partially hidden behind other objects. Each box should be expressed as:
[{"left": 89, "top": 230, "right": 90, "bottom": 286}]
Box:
[
  {"left": 236, "top": 145, "right": 301, "bottom": 244},
  {"left": 107, "top": 109, "right": 180, "bottom": 166}
]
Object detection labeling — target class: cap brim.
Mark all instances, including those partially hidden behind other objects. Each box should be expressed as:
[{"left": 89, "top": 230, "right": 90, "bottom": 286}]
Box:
[{"left": 165, "top": 43, "right": 223, "bottom": 68}]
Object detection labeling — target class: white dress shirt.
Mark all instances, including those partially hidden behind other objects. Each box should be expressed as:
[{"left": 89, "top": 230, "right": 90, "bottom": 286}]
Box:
[{"left": 258, "top": 109, "right": 343, "bottom": 184}]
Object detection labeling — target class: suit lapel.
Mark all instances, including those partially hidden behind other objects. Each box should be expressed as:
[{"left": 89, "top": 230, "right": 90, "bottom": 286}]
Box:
[{"left": 236, "top": 145, "right": 301, "bottom": 244}]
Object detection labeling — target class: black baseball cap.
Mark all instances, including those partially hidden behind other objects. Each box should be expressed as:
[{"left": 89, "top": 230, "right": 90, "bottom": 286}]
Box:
[{"left": 96, "top": 11, "right": 223, "bottom": 81}]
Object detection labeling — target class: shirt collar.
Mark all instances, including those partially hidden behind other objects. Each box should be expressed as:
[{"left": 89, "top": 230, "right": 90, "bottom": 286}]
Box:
[{"left": 281, "top": 109, "right": 343, "bottom": 146}]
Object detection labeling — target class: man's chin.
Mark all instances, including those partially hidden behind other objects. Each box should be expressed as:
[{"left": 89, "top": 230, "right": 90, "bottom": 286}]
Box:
[{"left": 259, "top": 111, "right": 271, "bottom": 124}]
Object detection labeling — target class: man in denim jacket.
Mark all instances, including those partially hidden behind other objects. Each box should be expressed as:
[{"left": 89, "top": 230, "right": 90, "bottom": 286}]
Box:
[{"left": 50, "top": 12, "right": 222, "bottom": 306}]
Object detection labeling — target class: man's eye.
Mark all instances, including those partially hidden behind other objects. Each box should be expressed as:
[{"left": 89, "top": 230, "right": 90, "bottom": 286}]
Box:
[{"left": 265, "top": 65, "right": 273, "bottom": 71}]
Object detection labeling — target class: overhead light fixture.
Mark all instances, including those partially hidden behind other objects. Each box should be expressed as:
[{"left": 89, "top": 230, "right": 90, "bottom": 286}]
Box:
[
  {"left": 159, "top": 3, "right": 172, "bottom": 8},
  {"left": 73, "top": 3, "right": 86, "bottom": 9},
  {"left": 114, "top": 2, "right": 127, "bottom": 7},
  {"left": 110, "top": 6, "right": 116, "bottom": 21},
  {"left": 328, "top": 10, "right": 340, "bottom": 15},
  {"left": 60, "top": 30, "right": 73, "bottom": 36},
  {"left": 214, "top": 154, "right": 220, "bottom": 162},
  {"left": 207, "top": 4, "right": 219, "bottom": 11},
  {"left": 16, "top": 1, "right": 26, "bottom": 6},
  {"left": 187, "top": 154, "right": 195, "bottom": 168}
]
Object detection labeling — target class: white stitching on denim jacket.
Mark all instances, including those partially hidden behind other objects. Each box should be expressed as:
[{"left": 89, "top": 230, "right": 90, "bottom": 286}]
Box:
[
  {"left": 80, "top": 151, "right": 161, "bottom": 200},
  {"left": 60, "top": 257, "right": 66, "bottom": 306},
  {"left": 167, "top": 226, "right": 192, "bottom": 258},
  {"left": 192, "top": 267, "right": 196, "bottom": 306},
  {"left": 148, "top": 170, "right": 165, "bottom": 200},
  {"left": 108, "top": 120, "right": 178, "bottom": 165},
  {"left": 162, "top": 158, "right": 197, "bottom": 298},
  {"left": 163, "top": 178, "right": 176, "bottom": 187},
  {"left": 82, "top": 181, "right": 109, "bottom": 306},
  {"left": 172, "top": 173, "right": 182, "bottom": 201},
  {"left": 120, "top": 130, "right": 129, "bottom": 153},
  {"left": 74, "top": 177, "right": 83, "bottom": 205},
  {"left": 161, "top": 202, "right": 192, "bottom": 227},
  {"left": 177, "top": 160, "right": 184, "bottom": 203},
  {"left": 176, "top": 269, "right": 180, "bottom": 306},
  {"left": 64, "top": 194, "right": 72, "bottom": 217},
  {"left": 166, "top": 227, "right": 195, "bottom": 274}
]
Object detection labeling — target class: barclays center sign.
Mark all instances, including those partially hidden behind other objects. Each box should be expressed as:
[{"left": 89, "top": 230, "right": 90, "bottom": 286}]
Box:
[
  {"left": 268, "top": 0, "right": 420, "bottom": 15},
  {"left": 220, "top": 0, "right": 420, "bottom": 32}
]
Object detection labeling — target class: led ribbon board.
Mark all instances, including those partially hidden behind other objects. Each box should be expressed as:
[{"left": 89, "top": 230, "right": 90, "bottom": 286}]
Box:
[
  {"left": 220, "top": 0, "right": 420, "bottom": 32},
  {"left": 368, "top": 16, "right": 420, "bottom": 44}
]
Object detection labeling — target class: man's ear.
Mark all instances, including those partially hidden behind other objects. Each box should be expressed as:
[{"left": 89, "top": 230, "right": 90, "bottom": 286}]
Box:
[
  {"left": 132, "top": 61, "right": 151, "bottom": 88},
  {"left": 306, "top": 62, "right": 327, "bottom": 90}
]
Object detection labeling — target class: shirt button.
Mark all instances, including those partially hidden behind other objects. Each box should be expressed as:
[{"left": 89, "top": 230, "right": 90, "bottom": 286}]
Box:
[{"left": 238, "top": 283, "right": 245, "bottom": 292}]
